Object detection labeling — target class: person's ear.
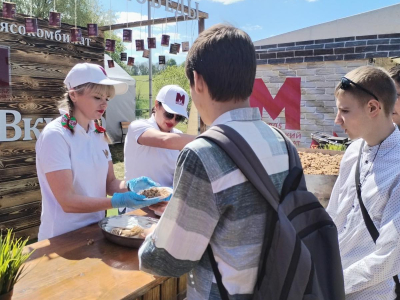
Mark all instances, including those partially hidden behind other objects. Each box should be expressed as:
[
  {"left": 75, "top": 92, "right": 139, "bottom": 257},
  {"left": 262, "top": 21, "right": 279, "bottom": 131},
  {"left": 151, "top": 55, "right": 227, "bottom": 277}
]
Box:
[
  {"left": 69, "top": 90, "right": 77, "bottom": 103},
  {"left": 367, "top": 99, "right": 381, "bottom": 117},
  {"left": 193, "top": 71, "right": 205, "bottom": 95}
]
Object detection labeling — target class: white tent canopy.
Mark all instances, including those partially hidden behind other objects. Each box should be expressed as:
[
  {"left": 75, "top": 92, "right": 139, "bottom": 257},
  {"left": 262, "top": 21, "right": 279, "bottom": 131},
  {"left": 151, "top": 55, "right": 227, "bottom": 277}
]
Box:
[{"left": 104, "top": 54, "right": 136, "bottom": 143}]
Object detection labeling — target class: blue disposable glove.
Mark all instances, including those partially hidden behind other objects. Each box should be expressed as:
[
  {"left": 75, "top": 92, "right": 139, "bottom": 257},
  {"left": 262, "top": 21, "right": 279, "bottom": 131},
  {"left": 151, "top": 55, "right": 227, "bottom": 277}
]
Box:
[
  {"left": 126, "top": 176, "right": 159, "bottom": 193},
  {"left": 111, "top": 191, "right": 164, "bottom": 210}
]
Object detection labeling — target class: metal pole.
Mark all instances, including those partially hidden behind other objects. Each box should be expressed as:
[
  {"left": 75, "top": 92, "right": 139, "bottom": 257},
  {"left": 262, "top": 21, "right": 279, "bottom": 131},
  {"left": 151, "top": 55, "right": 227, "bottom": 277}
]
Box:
[{"left": 148, "top": 0, "right": 153, "bottom": 117}]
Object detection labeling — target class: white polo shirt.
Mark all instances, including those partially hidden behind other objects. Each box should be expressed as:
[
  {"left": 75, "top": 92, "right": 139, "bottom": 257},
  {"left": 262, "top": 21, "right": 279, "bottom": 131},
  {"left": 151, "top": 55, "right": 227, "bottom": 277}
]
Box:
[
  {"left": 36, "top": 117, "right": 112, "bottom": 240},
  {"left": 124, "top": 115, "right": 181, "bottom": 187}
]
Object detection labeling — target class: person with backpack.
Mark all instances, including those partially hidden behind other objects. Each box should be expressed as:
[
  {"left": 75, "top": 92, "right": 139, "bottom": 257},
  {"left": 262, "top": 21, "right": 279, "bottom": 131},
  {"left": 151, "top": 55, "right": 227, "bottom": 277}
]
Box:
[
  {"left": 327, "top": 66, "right": 400, "bottom": 300},
  {"left": 138, "top": 24, "right": 344, "bottom": 300}
]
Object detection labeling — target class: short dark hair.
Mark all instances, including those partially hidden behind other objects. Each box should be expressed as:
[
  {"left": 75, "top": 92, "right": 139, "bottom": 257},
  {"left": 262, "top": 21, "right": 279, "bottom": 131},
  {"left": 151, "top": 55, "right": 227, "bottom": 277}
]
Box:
[
  {"left": 334, "top": 66, "right": 396, "bottom": 117},
  {"left": 388, "top": 65, "right": 400, "bottom": 84},
  {"left": 185, "top": 24, "right": 256, "bottom": 102}
]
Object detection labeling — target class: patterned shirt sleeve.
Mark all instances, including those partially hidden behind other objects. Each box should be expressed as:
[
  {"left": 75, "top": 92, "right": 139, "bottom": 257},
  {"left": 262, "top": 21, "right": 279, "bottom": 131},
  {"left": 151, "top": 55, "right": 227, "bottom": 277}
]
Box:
[
  {"left": 139, "top": 147, "right": 220, "bottom": 277},
  {"left": 344, "top": 181, "right": 400, "bottom": 294}
]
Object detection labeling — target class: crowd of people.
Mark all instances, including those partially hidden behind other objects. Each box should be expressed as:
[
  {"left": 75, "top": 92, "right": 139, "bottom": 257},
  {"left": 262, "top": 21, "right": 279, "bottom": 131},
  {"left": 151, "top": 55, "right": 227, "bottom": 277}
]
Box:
[{"left": 35, "top": 23, "right": 400, "bottom": 300}]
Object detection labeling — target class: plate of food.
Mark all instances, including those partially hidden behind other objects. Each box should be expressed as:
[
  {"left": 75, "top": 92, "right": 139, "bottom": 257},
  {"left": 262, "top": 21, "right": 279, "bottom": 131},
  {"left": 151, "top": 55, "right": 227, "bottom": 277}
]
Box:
[
  {"left": 139, "top": 186, "right": 173, "bottom": 201},
  {"left": 99, "top": 215, "right": 158, "bottom": 248}
]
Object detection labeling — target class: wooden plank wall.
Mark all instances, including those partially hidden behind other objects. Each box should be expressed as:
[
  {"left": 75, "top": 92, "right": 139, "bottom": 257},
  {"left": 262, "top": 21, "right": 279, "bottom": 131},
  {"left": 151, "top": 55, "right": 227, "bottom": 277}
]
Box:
[
  {"left": 135, "top": 275, "right": 187, "bottom": 300},
  {"left": 0, "top": 12, "right": 104, "bottom": 240}
]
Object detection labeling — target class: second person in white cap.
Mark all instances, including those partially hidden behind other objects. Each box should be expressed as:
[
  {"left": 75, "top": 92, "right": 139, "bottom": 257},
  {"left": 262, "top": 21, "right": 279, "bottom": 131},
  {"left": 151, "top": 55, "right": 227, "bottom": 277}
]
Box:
[{"left": 123, "top": 85, "right": 195, "bottom": 215}]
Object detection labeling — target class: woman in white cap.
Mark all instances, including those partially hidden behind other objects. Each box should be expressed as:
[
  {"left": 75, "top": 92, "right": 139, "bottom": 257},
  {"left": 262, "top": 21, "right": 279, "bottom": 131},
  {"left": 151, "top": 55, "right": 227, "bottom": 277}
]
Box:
[
  {"left": 36, "top": 63, "right": 164, "bottom": 240},
  {"left": 123, "top": 85, "right": 195, "bottom": 214}
]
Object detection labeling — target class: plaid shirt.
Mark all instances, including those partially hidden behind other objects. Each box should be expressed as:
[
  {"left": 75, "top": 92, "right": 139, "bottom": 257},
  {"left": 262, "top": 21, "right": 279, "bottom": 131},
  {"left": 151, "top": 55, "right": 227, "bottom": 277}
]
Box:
[{"left": 139, "top": 108, "right": 289, "bottom": 300}]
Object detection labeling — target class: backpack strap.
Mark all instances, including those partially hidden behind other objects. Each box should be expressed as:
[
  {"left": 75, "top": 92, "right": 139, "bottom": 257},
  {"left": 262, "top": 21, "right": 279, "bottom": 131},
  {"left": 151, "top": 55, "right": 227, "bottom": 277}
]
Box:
[
  {"left": 355, "top": 141, "right": 379, "bottom": 242},
  {"left": 355, "top": 141, "right": 400, "bottom": 298},
  {"left": 207, "top": 245, "right": 230, "bottom": 300},
  {"left": 198, "top": 124, "right": 292, "bottom": 298},
  {"left": 199, "top": 124, "right": 281, "bottom": 210}
]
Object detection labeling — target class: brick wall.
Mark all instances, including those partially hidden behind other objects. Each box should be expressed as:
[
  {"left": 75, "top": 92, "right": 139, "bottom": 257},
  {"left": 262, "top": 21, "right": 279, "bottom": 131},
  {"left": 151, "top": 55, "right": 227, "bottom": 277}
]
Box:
[{"left": 256, "top": 34, "right": 399, "bottom": 147}]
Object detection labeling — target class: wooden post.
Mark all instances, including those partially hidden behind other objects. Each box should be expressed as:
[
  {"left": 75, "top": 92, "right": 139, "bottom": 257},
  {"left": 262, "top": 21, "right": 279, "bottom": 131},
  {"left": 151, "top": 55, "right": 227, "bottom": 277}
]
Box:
[{"left": 198, "top": 18, "right": 207, "bottom": 134}]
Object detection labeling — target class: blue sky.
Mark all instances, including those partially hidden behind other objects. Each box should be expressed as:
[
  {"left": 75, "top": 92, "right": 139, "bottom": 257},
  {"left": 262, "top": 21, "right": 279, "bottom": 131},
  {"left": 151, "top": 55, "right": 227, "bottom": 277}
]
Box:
[{"left": 99, "top": 0, "right": 400, "bottom": 64}]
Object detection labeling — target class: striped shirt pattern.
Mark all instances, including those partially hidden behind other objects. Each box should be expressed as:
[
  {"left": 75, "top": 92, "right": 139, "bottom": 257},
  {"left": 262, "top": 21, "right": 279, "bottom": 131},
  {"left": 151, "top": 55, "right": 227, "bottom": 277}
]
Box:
[{"left": 139, "top": 108, "right": 289, "bottom": 300}]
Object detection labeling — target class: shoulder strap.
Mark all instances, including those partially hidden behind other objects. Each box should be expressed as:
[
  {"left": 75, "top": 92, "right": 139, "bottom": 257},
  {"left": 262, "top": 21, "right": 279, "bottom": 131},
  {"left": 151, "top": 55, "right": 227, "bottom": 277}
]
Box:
[
  {"left": 199, "top": 124, "right": 282, "bottom": 210},
  {"left": 355, "top": 141, "right": 379, "bottom": 242},
  {"left": 355, "top": 142, "right": 400, "bottom": 295},
  {"left": 199, "top": 124, "right": 285, "bottom": 299},
  {"left": 207, "top": 245, "right": 230, "bottom": 300}
]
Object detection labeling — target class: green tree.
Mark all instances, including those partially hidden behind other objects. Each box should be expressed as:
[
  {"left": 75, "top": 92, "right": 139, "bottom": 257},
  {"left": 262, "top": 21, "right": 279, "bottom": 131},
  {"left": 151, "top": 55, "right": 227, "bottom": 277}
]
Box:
[
  {"left": 12, "top": 0, "right": 114, "bottom": 28},
  {"left": 138, "top": 62, "right": 149, "bottom": 75},
  {"left": 166, "top": 58, "right": 177, "bottom": 67},
  {"left": 131, "top": 65, "right": 140, "bottom": 76},
  {"left": 153, "top": 65, "right": 191, "bottom": 111}
]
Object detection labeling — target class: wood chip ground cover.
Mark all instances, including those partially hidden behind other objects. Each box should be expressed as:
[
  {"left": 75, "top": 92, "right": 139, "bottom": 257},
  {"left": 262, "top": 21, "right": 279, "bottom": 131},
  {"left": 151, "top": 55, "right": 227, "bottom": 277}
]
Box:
[{"left": 299, "top": 152, "right": 343, "bottom": 175}]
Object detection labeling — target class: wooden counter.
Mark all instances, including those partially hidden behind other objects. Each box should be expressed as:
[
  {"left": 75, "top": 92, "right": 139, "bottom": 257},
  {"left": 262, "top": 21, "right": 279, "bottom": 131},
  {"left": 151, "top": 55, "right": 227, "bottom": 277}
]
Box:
[{"left": 13, "top": 210, "right": 187, "bottom": 300}]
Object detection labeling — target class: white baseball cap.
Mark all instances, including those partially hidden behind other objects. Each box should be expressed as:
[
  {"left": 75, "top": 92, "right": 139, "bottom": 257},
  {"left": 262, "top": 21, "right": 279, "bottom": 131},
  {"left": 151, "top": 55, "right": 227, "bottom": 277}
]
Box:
[
  {"left": 156, "top": 85, "right": 189, "bottom": 118},
  {"left": 64, "top": 63, "right": 128, "bottom": 95}
]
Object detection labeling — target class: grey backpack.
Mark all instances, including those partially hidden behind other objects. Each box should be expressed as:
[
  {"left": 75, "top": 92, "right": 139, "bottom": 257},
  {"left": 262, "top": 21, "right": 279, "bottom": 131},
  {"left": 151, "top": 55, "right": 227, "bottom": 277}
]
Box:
[{"left": 200, "top": 125, "right": 345, "bottom": 300}]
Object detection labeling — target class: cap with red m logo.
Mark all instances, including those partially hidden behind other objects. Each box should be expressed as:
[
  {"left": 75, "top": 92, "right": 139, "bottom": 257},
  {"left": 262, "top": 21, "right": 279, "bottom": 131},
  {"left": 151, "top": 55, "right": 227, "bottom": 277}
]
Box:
[
  {"left": 156, "top": 85, "right": 189, "bottom": 118},
  {"left": 176, "top": 93, "right": 185, "bottom": 106}
]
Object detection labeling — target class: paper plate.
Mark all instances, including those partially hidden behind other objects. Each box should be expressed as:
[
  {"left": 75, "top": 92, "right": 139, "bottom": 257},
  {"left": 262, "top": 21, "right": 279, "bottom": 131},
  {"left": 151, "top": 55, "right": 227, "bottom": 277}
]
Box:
[{"left": 142, "top": 187, "right": 173, "bottom": 201}]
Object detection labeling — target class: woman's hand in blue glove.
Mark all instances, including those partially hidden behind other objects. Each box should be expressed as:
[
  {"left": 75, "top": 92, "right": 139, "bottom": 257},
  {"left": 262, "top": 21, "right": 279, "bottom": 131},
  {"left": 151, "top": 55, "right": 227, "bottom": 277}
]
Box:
[
  {"left": 111, "top": 191, "right": 162, "bottom": 210},
  {"left": 126, "top": 176, "right": 159, "bottom": 193}
]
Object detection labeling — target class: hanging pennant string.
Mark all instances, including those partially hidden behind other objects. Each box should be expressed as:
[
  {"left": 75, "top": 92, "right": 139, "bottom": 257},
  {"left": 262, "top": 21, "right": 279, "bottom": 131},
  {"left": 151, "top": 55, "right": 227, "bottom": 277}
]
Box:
[
  {"left": 174, "top": 14, "right": 178, "bottom": 43},
  {"left": 139, "top": 3, "right": 143, "bottom": 39},
  {"left": 126, "top": 0, "right": 129, "bottom": 28},
  {"left": 109, "top": 0, "right": 111, "bottom": 33},
  {"left": 191, "top": 19, "right": 195, "bottom": 45},
  {"left": 152, "top": 5, "right": 156, "bottom": 35},
  {"left": 163, "top": 9, "right": 168, "bottom": 36},
  {"left": 185, "top": 15, "right": 188, "bottom": 41},
  {"left": 75, "top": 0, "right": 77, "bottom": 27}
]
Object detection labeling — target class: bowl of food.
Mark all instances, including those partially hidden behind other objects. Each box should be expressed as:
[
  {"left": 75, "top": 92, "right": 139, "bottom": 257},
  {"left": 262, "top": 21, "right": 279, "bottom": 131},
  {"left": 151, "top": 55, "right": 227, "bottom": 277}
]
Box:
[
  {"left": 98, "top": 215, "right": 158, "bottom": 248},
  {"left": 139, "top": 186, "right": 172, "bottom": 200}
]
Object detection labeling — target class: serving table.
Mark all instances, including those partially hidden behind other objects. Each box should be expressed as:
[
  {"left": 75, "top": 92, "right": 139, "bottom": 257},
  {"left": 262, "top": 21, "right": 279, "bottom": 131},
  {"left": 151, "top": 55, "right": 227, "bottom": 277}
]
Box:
[{"left": 13, "top": 210, "right": 187, "bottom": 300}]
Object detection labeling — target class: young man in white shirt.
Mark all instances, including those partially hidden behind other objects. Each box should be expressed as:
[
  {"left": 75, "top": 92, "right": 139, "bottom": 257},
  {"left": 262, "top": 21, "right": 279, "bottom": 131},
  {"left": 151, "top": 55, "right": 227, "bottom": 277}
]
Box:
[
  {"left": 327, "top": 66, "right": 400, "bottom": 300},
  {"left": 388, "top": 65, "right": 400, "bottom": 129}
]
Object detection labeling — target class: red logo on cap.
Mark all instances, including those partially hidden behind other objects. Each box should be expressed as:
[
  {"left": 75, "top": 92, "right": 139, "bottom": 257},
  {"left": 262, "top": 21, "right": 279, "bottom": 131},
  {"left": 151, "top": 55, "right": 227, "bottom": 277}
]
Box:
[
  {"left": 99, "top": 66, "right": 107, "bottom": 76},
  {"left": 176, "top": 93, "right": 185, "bottom": 106}
]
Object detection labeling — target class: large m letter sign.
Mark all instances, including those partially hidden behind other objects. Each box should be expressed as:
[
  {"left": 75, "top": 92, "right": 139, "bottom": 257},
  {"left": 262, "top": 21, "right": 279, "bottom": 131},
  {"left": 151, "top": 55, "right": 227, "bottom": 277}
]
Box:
[{"left": 250, "top": 78, "right": 301, "bottom": 130}]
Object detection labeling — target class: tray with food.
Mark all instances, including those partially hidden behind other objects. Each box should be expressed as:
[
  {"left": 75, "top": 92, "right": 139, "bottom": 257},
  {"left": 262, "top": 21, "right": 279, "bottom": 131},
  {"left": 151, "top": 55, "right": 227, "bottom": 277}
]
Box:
[
  {"left": 139, "top": 186, "right": 173, "bottom": 200},
  {"left": 98, "top": 215, "right": 158, "bottom": 248}
]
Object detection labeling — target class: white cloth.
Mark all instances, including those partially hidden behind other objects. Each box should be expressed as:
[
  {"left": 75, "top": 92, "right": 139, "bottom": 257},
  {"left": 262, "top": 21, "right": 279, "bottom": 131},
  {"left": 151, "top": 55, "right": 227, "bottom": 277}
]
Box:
[
  {"left": 36, "top": 117, "right": 112, "bottom": 240},
  {"left": 327, "top": 127, "right": 400, "bottom": 300},
  {"left": 124, "top": 115, "right": 181, "bottom": 187}
]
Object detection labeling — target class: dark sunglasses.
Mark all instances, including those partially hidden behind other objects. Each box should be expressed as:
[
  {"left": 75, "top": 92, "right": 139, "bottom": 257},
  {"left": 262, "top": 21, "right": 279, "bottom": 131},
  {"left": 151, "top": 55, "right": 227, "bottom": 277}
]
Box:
[
  {"left": 340, "top": 77, "right": 379, "bottom": 101},
  {"left": 159, "top": 103, "right": 185, "bottom": 122}
]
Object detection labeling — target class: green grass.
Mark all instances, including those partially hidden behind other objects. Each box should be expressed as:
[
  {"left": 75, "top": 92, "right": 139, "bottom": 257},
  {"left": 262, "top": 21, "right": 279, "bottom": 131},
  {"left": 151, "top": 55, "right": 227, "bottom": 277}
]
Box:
[
  {"left": 132, "top": 75, "right": 150, "bottom": 103},
  {"left": 133, "top": 75, "right": 151, "bottom": 119}
]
